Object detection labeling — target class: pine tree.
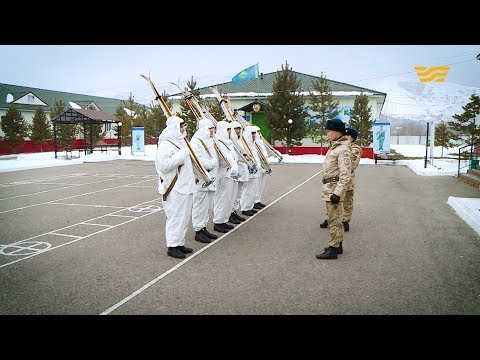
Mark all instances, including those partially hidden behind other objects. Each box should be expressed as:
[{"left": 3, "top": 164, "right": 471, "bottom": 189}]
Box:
[
  {"left": 0, "top": 105, "right": 30, "bottom": 154},
  {"left": 145, "top": 96, "right": 168, "bottom": 143},
  {"left": 308, "top": 74, "right": 339, "bottom": 151},
  {"left": 30, "top": 107, "right": 52, "bottom": 152},
  {"left": 434, "top": 121, "right": 458, "bottom": 158},
  {"left": 204, "top": 99, "right": 225, "bottom": 123},
  {"left": 265, "top": 61, "right": 307, "bottom": 153},
  {"left": 50, "top": 99, "right": 76, "bottom": 149},
  {"left": 349, "top": 92, "right": 373, "bottom": 148},
  {"left": 114, "top": 93, "right": 147, "bottom": 145},
  {"left": 448, "top": 93, "right": 480, "bottom": 148},
  {"left": 178, "top": 77, "right": 201, "bottom": 138}
]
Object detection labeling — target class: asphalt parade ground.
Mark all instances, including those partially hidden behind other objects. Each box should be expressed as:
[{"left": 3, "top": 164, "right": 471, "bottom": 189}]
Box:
[{"left": 0, "top": 160, "right": 479, "bottom": 315}]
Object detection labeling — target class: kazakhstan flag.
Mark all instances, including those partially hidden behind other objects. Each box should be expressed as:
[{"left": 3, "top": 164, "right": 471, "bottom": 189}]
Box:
[{"left": 232, "top": 63, "right": 259, "bottom": 84}]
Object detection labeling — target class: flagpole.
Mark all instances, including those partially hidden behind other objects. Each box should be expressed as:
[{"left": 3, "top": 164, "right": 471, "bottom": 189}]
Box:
[{"left": 255, "top": 62, "right": 259, "bottom": 125}]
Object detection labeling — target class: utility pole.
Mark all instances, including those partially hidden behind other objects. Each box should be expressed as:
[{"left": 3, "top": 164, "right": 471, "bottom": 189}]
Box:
[
  {"left": 429, "top": 120, "right": 435, "bottom": 166},
  {"left": 287, "top": 119, "right": 293, "bottom": 154},
  {"left": 424, "top": 122, "right": 429, "bottom": 168}
]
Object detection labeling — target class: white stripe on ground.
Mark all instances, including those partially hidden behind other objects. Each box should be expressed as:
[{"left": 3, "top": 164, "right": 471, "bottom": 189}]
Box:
[
  {"left": 100, "top": 169, "right": 323, "bottom": 315},
  {"left": 0, "top": 178, "right": 154, "bottom": 214},
  {"left": 0, "top": 175, "right": 145, "bottom": 201},
  {"left": 0, "top": 198, "right": 163, "bottom": 268}
]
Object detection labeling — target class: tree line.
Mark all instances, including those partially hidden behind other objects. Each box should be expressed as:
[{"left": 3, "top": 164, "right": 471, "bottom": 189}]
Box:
[
  {"left": 0, "top": 96, "right": 169, "bottom": 154},
  {"left": 2, "top": 61, "right": 479, "bottom": 155}
]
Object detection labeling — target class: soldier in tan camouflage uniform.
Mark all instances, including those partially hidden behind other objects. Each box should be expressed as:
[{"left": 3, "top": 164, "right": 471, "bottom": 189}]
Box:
[
  {"left": 342, "top": 128, "right": 362, "bottom": 231},
  {"left": 319, "top": 127, "right": 361, "bottom": 232},
  {"left": 316, "top": 118, "right": 351, "bottom": 260}
]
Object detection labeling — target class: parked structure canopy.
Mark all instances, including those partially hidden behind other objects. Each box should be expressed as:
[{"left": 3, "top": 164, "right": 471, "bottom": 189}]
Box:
[{"left": 51, "top": 108, "right": 123, "bottom": 158}]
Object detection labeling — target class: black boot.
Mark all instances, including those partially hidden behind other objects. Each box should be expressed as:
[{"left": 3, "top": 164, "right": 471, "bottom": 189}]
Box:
[
  {"left": 214, "top": 223, "right": 230, "bottom": 233},
  {"left": 232, "top": 211, "right": 246, "bottom": 222},
  {"left": 221, "top": 222, "right": 234, "bottom": 229},
  {"left": 320, "top": 219, "right": 328, "bottom": 228},
  {"left": 167, "top": 247, "right": 186, "bottom": 259},
  {"left": 177, "top": 245, "right": 193, "bottom": 253},
  {"left": 228, "top": 215, "right": 240, "bottom": 224},
  {"left": 202, "top": 227, "right": 218, "bottom": 240},
  {"left": 324, "top": 241, "right": 342, "bottom": 255},
  {"left": 316, "top": 246, "right": 338, "bottom": 259},
  {"left": 253, "top": 202, "right": 263, "bottom": 210},
  {"left": 195, "top": 230, "right": 211, "bottom": 243},
  {"left": 343, "top": 221, "right": 349, "bottom": 232}
]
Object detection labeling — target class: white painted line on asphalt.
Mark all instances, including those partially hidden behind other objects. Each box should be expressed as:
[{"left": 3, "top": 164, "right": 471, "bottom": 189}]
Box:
[
  {"left": 49, "top": 202, "right": 127, "bottom": 209},
  {"left": 108, "top": 214, "right": 138, "bottom": 218},
  {"left": 82, "top": 222, "right": 112, "bottom": 227},
  {"left": 0, "top": 198, "right": 163, "bottom": 269},
  {"left": 48, "top": 233, "right": 82, "bottom": 239},
  {"left": 100, "top": 169, "right": 323, "bottom": 315},
  {"left": 0, "top": 176, "right": 148, "bottom": 201},
  {"left": 0, "top": 178, "right": 154, "bottom": 214},
  {"left": 0, "top": 173, "right": 89, "bottom": 187}
]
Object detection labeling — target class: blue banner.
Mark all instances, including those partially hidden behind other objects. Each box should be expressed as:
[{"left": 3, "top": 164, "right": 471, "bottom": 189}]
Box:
[
  {"left": 132, "top": 127, "right": 145, "bottom": 153},
  {"left": 232, "top": 64, "right": 259, "bottom": 84},
  {"left": 372, "top": 122, "right": 390, "bottom": 153}
]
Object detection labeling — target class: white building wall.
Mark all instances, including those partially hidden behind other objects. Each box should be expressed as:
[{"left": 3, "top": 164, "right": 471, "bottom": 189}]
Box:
[
  {"left": 170, "top": 93, "right": 383, "bottom": 122},
  {"left": 0, "top": 109, "right": 38, "bottom": 138}
]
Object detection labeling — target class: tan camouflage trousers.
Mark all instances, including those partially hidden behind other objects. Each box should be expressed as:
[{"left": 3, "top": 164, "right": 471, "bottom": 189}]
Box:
[
  {"left": 326, "top": 201, "right": 344, "bottom": 248},
  {"left": 343, "top": 189, "right": 354, "bottom": 222}
]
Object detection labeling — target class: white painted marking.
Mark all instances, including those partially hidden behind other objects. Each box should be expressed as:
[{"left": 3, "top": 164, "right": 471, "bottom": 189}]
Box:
[
  {"left": 50, "top": 202, "right": 127, "bottom": 209},
  {"left": 0, "top": 197, "right": 163, "bottom": 268},
  {"left": 0, "top": 241, "right": 52, "bottom": 256},
  {"left": 0, "top": 178, "right": 154, "bottom": 214},
  {"left": 81, "top": 222, "right": 112, "bottom": 227},
  {"left": 0, "top": 176, "right": 147, "bottom": 201},
  {"left": 47, "top": 233, "right": 82, "bottom": 239},
  {"left": 100, "top": 170, "right": 323, "bottom": 315}
]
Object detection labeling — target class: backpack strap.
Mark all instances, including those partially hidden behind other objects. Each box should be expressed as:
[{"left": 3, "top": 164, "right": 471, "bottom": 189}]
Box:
[
  {"left": 198, "top": 139, "right": 212, "bottom": 157},
  {"left": 162, "top": 140, "right": 183, "bottom": 201}
]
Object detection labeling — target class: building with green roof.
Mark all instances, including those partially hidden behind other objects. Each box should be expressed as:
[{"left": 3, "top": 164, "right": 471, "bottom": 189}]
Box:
[
  {"left": 169, "top": 70, "right": 387, "bottom": 146},
  {"left": 0, "top": 83, "right": 136, "bottom": 138}
]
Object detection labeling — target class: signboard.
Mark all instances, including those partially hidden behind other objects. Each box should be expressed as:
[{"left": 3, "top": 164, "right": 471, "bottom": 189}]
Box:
[
  {"left": 132, "top": 127, "right": 145, "bottom": 154},
  {"left": 372, "top": 122, "right": 390, "bottom": 153}
]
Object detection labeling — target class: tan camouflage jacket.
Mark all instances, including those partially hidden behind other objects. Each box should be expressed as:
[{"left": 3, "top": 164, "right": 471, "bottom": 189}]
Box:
[
  {"left": 322, "top": 135, "right": 352, "bottom": 201},
  {"left": 347, "top": 142, "right": 362, "bottom": 191}
]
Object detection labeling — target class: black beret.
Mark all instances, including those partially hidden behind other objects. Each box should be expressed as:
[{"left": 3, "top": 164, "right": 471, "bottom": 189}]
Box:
[
  {"left": 345, "top": 127, "right": 358, "bottom": 141},
  {"left": 325, "top": 119, "right": 345, "bottom": 133}
]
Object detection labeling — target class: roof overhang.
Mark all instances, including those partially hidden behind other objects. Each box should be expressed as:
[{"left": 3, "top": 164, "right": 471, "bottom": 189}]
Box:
[{"left": 52, "top": 108, "right": 119, "bottom": 124}]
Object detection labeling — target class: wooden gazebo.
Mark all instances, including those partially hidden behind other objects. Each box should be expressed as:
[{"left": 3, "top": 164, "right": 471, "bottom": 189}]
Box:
[{"left": 52, "top": 108, "right": 123, "bottom": 158}]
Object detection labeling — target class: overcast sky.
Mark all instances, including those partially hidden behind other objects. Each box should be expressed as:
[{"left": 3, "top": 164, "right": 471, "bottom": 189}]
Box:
[{"left": 1, "top": 45, "right": 479, "bottom": 107}]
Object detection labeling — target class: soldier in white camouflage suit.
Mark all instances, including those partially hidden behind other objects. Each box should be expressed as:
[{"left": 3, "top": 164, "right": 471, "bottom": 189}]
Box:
[
  {"left": 316, "top": 118, "right": 351, "bottom": 260},
  {"left": 342, "top": 127, "right": 362, "bottom": 231}
]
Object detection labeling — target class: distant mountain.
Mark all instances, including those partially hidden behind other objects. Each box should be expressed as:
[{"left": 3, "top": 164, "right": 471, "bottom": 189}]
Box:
[{"left": 373, "top": 78, "right": 479, "bottom": 135}]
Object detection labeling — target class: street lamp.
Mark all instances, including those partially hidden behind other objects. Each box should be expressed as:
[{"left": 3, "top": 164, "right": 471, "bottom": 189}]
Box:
[
  {"left": 287, "top": 119, "right": 293, "bottom": 154},
  {"left": 118, "top": 122, "right": 122, "bottom": 156}
]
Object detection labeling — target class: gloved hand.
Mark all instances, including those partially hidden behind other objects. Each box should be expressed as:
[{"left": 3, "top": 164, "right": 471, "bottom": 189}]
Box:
[
  {"left": 330, "top": 194, "right": 340, "bottom": 204},
  {"left": 230, "top": 170, "right": 239, "bottom": 179}
]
